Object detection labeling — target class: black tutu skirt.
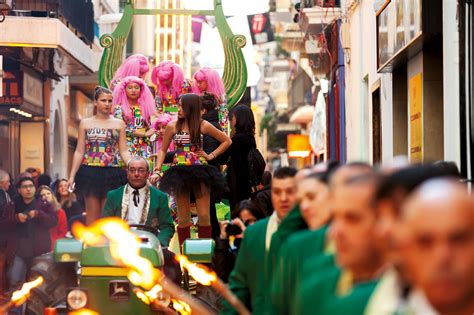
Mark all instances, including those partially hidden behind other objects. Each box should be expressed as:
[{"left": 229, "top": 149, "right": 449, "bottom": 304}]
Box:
[
  {"left": 159, "top": 164, "right": 224, "bottom": 199},
  {"left": 75, "top": 165, "right": 127, "bottom": 198}
]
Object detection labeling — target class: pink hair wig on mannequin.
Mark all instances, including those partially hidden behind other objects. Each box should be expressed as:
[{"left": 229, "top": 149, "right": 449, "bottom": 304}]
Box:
[
  {"left": 111, "top": 54, "right": 149, "bottom": 86},
  {"left": 113, "top": 76, "right": 156, "bottom": 124},
  {"left": 192, "top": 67, "right": 225, "bottom": 98},
  {"left": 151, "top": 61, "right": 185, "bottom": 101}
]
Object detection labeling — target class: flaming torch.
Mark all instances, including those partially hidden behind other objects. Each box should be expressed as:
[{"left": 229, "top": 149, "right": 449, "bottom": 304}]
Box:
[
  {"left": 72, "top": 218, "right": 211, "bottom": 314},
  {"left": 0, "top": 276, "right": 44, "bottom": 313},
  {"left": 176, "top": 255, "right": 250, "bottom": 315}
]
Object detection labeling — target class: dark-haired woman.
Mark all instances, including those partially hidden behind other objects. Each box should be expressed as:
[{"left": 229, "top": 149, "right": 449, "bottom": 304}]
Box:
[
  {"left": 151, "top": 93, "right": 231, "bottom": 247},
  {"left": 223, "top": 105, "right": 257, "bottom": 211},
  {"left": 68, "top": 87, "right": 131, "bottom": 225},
  {"left": 55, "top": 179, "right": 84, "bottom": 228}
]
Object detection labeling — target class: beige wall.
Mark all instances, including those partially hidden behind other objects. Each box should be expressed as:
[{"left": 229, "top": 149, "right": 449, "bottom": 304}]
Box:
[{"left": 20, "top": 122, "right": 45, "bottom": 173}]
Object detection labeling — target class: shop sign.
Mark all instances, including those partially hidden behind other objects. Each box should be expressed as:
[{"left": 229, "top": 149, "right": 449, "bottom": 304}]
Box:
[
  {"left": 0, "top": 71, "right": 23, "bottom": 106},
  {"left": 247, "top": 13, "right": 274, "bottom": 45},
  {"left": 23, "top": 72, "right": 43, "bottom": 108}
]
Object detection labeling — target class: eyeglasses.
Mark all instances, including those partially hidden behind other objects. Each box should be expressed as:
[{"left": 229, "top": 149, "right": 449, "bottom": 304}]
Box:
[
  {"left": 20, "top": 184, "right": 35, "bottom": 189},
  {"left": 128, "top": 168, "right": 148, "bottom": 174}
]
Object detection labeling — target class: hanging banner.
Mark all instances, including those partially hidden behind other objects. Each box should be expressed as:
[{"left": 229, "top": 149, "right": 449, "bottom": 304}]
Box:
[
  {"left": 247, "top": 13, "right": 274, "bottom": 45},
  {"left": 409, "top": 73, "right": 423, "bottom": 162}
]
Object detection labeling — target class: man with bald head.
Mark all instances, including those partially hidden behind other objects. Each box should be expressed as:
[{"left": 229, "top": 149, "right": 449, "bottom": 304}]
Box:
[{"left": 400, "top": 179, "right": 474, "bottom": 315}]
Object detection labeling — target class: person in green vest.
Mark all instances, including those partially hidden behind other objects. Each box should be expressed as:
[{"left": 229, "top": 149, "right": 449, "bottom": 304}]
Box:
[
  {"left": 399, "top": 178, "right": 474, "bottom": 315},
  {"left": 270, "top": 162, "right": 373, "bottom": 314},
  {"left": 221, "top": 167, "right": 298, "bottom": 314},
  {"left": 290, "top": 172, "right": 384, "bottom": 314}
]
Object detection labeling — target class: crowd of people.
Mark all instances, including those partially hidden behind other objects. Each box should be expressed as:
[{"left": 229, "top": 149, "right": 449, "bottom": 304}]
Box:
[
  {"left": 219, "top": 161, "right": 473, "bottom": 315},
  {"left": 0, "top": 53, "right": 472, "bottom": 315}
]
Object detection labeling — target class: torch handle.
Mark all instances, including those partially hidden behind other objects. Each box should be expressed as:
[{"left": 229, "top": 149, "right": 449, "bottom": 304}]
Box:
[
  {"left": 213, "top": 279, "right": 250, "bottom": 315},
  {"left": 160, "top": 278, "right": 212, "bottom": 315}
]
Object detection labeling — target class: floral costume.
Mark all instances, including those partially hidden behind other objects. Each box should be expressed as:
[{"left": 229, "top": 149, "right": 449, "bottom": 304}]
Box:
[{"left": 114, "top": 104, "right": 153, "bottom": 162}]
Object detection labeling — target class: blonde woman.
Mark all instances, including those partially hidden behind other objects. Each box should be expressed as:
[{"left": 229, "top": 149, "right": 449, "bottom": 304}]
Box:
[{"left": 38, "top": 185, "right": 68, "bottom": 251}]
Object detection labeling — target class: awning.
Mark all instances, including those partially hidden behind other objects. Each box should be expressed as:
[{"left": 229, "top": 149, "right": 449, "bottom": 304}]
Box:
[
  {"left": 290, "top": 105, "right": 315, "bottom": 124},
  {"left": 0, "top": 16, "right": 97, "bottom": 74}
]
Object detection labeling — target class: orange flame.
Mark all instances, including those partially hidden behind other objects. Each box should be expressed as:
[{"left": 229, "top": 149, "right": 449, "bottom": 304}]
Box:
[
  {"left": 11, "top": 276, "right": 44, "bottom": 306},
  {"left": 176, "top": 255, "right": 217, "bottom": 286},
  {"left": 73, "top": 218, "right": 160, "bottom": 290},
  {"left": 172, "top": 299, "right": 192, "bottom": 315},
  {"left": 133, "top": 284, "right": 163, "bottom": 305}
]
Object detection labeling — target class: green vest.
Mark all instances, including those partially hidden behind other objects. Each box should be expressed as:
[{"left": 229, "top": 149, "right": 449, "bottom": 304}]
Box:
[{"left": 101, "top": 185, "right": 175, "bottom": 247}]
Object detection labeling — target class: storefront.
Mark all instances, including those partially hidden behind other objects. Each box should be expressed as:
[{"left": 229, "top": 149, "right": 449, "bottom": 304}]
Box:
[
  {"left": 0, "top": 63, "right": 47, "bottom": 176},
  {"left": 376, "top": 0, "right": 444, "bottom": 163}
]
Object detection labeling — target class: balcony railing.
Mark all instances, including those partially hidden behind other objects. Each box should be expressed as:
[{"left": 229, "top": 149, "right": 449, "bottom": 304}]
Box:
[{"left": 11, "top": 0, "right": 94, "bottom": 44}]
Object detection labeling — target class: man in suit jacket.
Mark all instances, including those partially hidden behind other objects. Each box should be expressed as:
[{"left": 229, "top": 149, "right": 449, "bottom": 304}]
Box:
[
  {"left": 102, "top": 157, "right": 178, "bottom": 283},
  {"left": 102, "top": 157, "right": 174, "bottom": 247},
  {"left": 222, "top": 167, "right": 298, "bottom": 314}
]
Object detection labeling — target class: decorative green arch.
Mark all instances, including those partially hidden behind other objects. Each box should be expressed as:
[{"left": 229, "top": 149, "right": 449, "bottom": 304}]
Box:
[{"left": 98, "top": 0, "right": 248, "bottom": 109}]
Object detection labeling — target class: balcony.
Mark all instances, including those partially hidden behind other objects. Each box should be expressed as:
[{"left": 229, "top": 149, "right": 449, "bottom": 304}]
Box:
[{"left": 10, "top": 0, "right": 94, "bottom": 45}]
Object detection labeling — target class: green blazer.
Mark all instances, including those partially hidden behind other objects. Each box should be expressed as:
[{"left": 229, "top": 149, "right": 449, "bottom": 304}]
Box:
[
  {"left": 294, "top": 265, "right": 378, "bottom": 315},
  {"left": 221, "top": 218, "right": 270, "bottom": 315},
  {"left": 270, "top": 225, "right": 332, "bottom": 314},
  {"left": 102, "top": 185, "right": 175, "bottom": 247}
]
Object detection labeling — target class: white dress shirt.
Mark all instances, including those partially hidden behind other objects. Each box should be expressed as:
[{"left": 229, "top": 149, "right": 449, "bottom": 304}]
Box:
[
  {"left": 265, "top": 211, "right": 282, "bottom": 251},
  {"left": 127, "top": 185, "right": 147, "bottom": 224}
]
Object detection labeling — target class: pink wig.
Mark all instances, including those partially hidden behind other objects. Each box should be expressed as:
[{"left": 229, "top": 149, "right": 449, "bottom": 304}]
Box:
[
  {"left": 152, "top": 113, "right": 175, "bottom": 152},
  {"left": 111, "top": 54, "right": 149, "bottom": 86},
  {"left": 151, "top": 113, "right": 174, "bottom": 130},
  {"left": 113, "top": 76, "right": 156, "bottom": 124},
  {"left": 192, "top": 67, "right": 225, "bottom": 99},
  {"left": 151, "top": 61, "right": 185, "bottom": 101}
]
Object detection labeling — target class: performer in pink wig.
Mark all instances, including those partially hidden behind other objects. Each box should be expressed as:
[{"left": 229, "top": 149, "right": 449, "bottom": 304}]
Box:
[
  {"left": 110, "top": 54, "right": 150, "bottom": 90},
  {"left": 151, "top": 61, "right": 192, "bottom": 115},
  {"left": 113, "top": 76, "right": 158, "bottom": 162},
  {"left": 192, "top": 67, "right": 228, "bottom": 133},
  {"left": 151, "top": 113, "right": 175, "bottom": 154}
]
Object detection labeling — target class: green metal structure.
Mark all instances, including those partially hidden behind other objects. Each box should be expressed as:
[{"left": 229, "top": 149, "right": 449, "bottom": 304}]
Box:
[{"left": 98, "top": 0, "right": 248, "bottom": 109}]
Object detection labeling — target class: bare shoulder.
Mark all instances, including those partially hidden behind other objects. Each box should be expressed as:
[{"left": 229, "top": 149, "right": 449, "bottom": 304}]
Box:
[
  {"left": 110, "top": 117, "right": 126, "bottom": 128},
  {"left": 80, "top": 117, "right": 93, "bottom": 129}
]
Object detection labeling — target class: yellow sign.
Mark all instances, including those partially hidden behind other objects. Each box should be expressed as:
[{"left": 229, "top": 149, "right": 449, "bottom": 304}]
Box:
[{"left": 409, "top": 73, "right": 423, "bottom": 162}]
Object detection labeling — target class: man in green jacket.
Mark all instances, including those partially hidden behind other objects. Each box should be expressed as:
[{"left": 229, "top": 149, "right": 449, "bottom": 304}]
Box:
[
  {"left": 222, "top": 167, "right": 298, "bottom": 314},
  {"left": 102, "top": 156, "right": 175, "bottom": 248},
  {"left": 291, "top": 172, "right": 383, "bottom": 315}
]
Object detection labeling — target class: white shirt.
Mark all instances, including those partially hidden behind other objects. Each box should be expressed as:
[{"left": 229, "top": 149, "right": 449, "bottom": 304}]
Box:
[
  {"left": 127, "top": 185, "right": 147, "bottom": 224},
  {"left": 265, "top": 211, "right": 282, "bottom": 251}
]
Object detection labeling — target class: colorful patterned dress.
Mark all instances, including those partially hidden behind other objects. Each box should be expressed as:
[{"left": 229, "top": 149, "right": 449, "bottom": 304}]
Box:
[
  {"left": 114, "top": 104, "right": 153, "bottom": 162},
  {"left": 155, "top": 79, "right": 192, "bottom": 116},
  {"left": 74, "top": 128, "right": 127, "bottom": 198},
  {"left": 159, "top": 131, "right": 224, "bottom": 200}
]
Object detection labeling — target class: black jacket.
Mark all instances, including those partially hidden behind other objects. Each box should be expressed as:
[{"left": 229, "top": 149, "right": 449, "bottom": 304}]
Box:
[
  {"left": 223, "top": 132, "right": 257, "bottom": 211},
  {"left": 202, "top": 110, "right": 224, "bottom": 168},
  {"left": 251, "top": 185, "right": 273, "bottom": 216},
  {"left": 13, "top": 196, "right": 58, "bottom": 258}
]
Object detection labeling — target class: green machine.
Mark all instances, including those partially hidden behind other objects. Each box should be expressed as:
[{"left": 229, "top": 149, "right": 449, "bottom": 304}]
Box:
[
  {"left": 27, "top": 226, "right": 214, "bottom": 314},
  {"left": 59, "top": 230, "right": 165, "bottom": 314},
  {"left": 98, "top": 0, "right": 248, "bottom": 109}
]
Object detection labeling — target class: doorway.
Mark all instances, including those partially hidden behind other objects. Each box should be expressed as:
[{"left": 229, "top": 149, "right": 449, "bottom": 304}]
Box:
[{"left": 372, "top": 87, "right": 382, "bottom": 163}]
